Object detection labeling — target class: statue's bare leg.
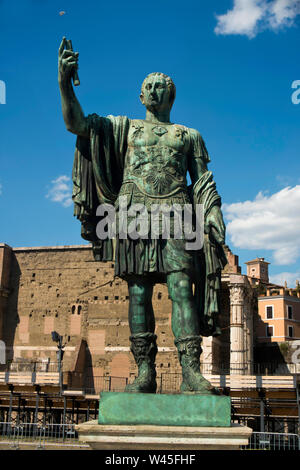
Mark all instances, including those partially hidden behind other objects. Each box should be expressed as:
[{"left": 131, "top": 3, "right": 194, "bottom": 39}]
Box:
[
  {"left": 167, "top": 271, "right": 199, "bottom": 338},
  {"left": 167, "top": 271, "right": 217, "bottom": 394},
  {"left": 125, "top": 277, "right": 157, "bottom": 393},
  {"left": 128, "top": 278, "right": 155, "bottom": 334}
]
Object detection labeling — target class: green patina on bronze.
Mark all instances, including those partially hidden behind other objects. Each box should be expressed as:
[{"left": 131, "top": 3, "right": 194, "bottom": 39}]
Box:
[
  {"left": 59, "top": 39, "right": 227, "bottom": 395},
  {"left": 98, "top": 392, "right": 231, "bottom": 427}
]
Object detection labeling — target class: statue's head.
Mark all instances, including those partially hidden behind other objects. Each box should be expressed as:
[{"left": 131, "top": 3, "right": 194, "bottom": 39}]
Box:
[{"left": 140, "top": 72, "right": 176, "bottom": 112}]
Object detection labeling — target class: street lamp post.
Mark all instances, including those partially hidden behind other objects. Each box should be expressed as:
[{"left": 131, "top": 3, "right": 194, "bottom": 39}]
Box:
[{"left": 51, "top": 331, "right": 65, "bottom": 396}]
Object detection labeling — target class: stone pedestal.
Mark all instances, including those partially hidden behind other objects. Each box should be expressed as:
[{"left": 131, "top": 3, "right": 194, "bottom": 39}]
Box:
[
  {"left": 75, "top": 392, "right": 252, "bottom": 450},
  {"left": 98, "top": 392, "right": 231, "bottom": 427},
  {"left": 75, "top": 421, "right": 252, "bottom": 450}
]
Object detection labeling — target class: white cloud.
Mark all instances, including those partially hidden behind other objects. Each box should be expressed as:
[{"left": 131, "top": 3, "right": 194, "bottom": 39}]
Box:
[
  {"left": 215, "top": 0, "right": 267, "bottom": 38},
  {"left": 46, "top": 175, "right": 72, "bottom": 208},
  {"left": 270, "top": 271, "right": 300, "bottom": 287},
  {"left": 214, "top": 0, "right": 300, "bottom": 38},
  {"left": 223, "top": 185, "right": 300, "bottom": 265},
  {"left": 269, "top": 0, "right": 300, "bottom": 28}
]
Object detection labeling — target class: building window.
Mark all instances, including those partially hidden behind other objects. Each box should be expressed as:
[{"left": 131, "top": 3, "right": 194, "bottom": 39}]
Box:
[
  {"left": 287, "top": 305, "right": 293, "bottom": 319},
  {"left": 266, "top": 306, "right": 273, "bottom": 319},
  {"left": 266, "top": 325, "right": 274, "bottom": 337},
  {"left": 288, "top": 326, "right": 294, "bottom": 338}
]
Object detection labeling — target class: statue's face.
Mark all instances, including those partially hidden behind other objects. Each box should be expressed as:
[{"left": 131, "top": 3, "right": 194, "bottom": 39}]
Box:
[{"left": 140, "top": 75, "right": 172, "bottom": 112}]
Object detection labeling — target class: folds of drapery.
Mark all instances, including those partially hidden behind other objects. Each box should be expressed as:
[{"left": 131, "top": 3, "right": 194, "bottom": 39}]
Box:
[
  {"left": 191, "top": 171, "right": 228, "bottom": 337},
  {"left": 72, "top": 114, "right": 130, "bottom": 260}
]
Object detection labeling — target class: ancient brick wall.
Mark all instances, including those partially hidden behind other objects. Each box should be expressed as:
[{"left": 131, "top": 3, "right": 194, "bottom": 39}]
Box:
[
  {"left": 0, "top": 244, "right": 11, "bottom": 339},
  {"left": 2, "top": 244, "right": 231, "bottom": 382}
]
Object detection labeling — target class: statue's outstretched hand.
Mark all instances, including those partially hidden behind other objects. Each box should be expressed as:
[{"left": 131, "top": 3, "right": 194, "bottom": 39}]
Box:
[
  {"left": 58, "top": 37, "right": 79, "bottom": 83},
  {"left": 204, "top": 205, "right": 225, "bottom": 245}
]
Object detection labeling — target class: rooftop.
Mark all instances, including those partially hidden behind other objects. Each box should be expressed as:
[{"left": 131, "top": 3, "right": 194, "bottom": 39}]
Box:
[{"left": 245, "top": 257, "right": 270, "bottom": 265}]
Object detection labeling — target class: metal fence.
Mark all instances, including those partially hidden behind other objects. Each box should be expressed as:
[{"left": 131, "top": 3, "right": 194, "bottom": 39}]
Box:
[
  {"left": 0, "top": 422, "right": 79, "bottom": 449},
  {"left": 0, "top": 361, "right": 59, "bottom": 373},
  {"left": 84, "top": 375, "right": 129, "bottom": 394},
  {"left": 200, "top": 362, "right": 300, "bottom": 375},
  {"left": 1, "top": 423, "right": 300, "bottom": 451},
  {"left": 82, "top": 367, "right": 299, "bottom": 395},
  {"left": 3, "top": 360, "right": 299, "bottom": 376},
  {"left": 242, "top": 432, "right": 300, "bottom": 450},
  {"left": 2, "top": 360, "right": 299, "bottom": 391}
]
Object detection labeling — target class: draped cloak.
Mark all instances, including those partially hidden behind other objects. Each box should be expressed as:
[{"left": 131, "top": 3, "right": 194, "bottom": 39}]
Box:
[{"left": 72, "top": 113, "right": 227, "bottom": 337}]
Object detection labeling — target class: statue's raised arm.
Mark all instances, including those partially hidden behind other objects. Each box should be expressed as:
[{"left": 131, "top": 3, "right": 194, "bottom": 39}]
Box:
[{"left": 58, "top": 37, "right": 88, "bottom": 137}]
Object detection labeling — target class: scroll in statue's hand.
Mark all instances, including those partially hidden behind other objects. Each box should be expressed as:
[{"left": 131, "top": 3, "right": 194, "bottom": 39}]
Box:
[
  {"left": 204, "top": 205, "right": 225, "bottom": 245},
  {"left": 58, "top": 37, "right": 79, "bottom": 84}
]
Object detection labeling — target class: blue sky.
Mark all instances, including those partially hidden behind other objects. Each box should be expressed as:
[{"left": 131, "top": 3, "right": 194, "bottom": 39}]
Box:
[{"left": 0, "top": 0, "right": 300, "bottom": 285}]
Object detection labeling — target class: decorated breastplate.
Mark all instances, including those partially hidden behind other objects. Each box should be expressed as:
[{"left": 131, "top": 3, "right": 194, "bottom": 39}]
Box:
[{"left": 123, "top": 146, "right": 188, "bottom": 196}]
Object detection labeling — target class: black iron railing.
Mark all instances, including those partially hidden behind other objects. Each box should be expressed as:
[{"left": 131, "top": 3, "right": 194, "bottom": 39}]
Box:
[{"left": 0, "top": 361, "right": 59, "bottom": 373}]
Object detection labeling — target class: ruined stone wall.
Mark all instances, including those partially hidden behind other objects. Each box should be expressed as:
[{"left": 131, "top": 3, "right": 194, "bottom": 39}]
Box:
[
  {"left": 3, "top": 245, "right": 178, "bottom": 379},
  {"left": 2, "top": 244, "right": 232, "bottom": 381},
  {"left": 0, "top": 244, "right": 11, "bottom": 339}
]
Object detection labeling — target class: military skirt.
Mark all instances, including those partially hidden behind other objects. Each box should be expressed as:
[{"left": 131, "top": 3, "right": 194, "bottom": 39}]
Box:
[{"left": 114, "top": 182, "right": 198, "bottom": 282}]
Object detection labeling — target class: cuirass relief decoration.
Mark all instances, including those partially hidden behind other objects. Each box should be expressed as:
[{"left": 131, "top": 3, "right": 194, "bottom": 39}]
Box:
[{"left": 152, "top": 125, "right": 168, "bottom": 137}]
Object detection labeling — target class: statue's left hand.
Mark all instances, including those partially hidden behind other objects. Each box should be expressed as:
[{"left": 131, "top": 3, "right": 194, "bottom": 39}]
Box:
[{"left": 205, "top": 205, "right": 225, "bottom": 245}]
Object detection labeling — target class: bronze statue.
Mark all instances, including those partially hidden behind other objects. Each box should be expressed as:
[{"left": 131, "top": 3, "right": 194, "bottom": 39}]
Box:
[{"left": 58, "top": 37, "right": 227, "bottom": 395}]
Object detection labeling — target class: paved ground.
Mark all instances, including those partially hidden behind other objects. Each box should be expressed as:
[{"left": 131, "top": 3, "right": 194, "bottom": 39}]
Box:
[{"left": 0, "top": 441, "right": 91, "bottom": 450}]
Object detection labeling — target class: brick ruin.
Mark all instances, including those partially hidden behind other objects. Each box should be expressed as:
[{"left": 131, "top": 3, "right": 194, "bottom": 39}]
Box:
[{"left": 0, "top": 243, "right": 254, "bottom": 388}]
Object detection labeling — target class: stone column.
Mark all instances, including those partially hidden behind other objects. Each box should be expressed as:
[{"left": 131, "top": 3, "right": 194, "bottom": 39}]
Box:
[
  {"left": 244, "top": 291, "right": 254, "bottom": 374},
  {"left": 229, "top": 278, "right": 247, "bottom": 375}
]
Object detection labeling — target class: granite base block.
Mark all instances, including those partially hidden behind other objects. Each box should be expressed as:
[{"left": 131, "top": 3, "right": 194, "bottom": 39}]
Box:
[
  {"left": 75, "top": 421, "right": 253, "bottom": 450},
  {"left": 98, "top": 392, "right": 231, "bottom": 427}
]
